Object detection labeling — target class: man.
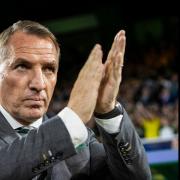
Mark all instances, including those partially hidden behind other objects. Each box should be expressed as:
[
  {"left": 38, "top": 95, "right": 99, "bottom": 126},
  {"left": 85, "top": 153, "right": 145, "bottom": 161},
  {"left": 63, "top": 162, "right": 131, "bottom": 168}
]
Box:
[{"left": 0, "top": 20, "right": 151, "bottom": 180}]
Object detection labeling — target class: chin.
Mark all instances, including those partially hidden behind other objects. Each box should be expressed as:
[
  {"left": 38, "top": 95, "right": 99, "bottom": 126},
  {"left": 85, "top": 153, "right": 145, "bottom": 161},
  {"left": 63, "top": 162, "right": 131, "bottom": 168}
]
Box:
[{"left": 26, "top": 108, "right": 46, "bottom": 120}]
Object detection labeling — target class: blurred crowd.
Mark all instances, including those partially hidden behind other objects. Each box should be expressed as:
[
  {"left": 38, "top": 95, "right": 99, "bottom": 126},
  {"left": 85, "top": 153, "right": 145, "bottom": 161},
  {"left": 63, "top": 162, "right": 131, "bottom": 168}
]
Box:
[
  {"left": 118, "top": 71, "right": 178, "bottom": 139},
  {"left": 47, "top": 42, "right": 178, "bottom": 145}
]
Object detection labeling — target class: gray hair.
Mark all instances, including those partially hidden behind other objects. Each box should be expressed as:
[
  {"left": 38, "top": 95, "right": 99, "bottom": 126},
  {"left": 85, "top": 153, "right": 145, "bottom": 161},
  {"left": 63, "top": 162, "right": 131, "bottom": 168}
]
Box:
[{"left": 0, "top": 20, "right": 60, "bottom": 64}]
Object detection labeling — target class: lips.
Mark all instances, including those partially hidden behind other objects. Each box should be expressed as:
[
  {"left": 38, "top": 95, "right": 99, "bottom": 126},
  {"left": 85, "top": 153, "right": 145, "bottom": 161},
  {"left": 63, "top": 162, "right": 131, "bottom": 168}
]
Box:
[
  {"left": 25, "top": 97, "right": 45, "bottom": 101},
  {"left": 23, "top": 96, "right": 46, "bottom": 107}
]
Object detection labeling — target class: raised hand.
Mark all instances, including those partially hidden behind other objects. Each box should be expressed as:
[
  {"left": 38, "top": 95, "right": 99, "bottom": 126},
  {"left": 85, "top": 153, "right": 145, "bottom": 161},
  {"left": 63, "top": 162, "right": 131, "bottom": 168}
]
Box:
[
  {"left": 95, "top": 30, "right": 126, "bottom": 113},
  {"left": 68, "top": 44, "right": 104, "bottom": 123}
]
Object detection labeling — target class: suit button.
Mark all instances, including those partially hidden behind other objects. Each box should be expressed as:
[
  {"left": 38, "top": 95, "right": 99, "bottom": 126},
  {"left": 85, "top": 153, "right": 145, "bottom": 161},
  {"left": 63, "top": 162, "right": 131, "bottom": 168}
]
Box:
[
  {"left": 44, "top": 160, "right": 49, "bottom": 166},
  {"left": 32, "top": 167, "right": 39, "bottom": 173},
  {"left": 50, "top": 156, "right": 56, "bottom": 162},
  {"left": 126, "top": 159, "right": 132, "bottom": 164},
  {"left": 119, "top": 142, "right": 125, "bottom": 147},
  {"left": 120, "top": 147, "right": 126, "bottom": 152},
  {"left": 120, "top": 147, "right": 125, "bottom": 151},
  {"left": 122, "top": 151, "right": 128, "bottom": 156}
]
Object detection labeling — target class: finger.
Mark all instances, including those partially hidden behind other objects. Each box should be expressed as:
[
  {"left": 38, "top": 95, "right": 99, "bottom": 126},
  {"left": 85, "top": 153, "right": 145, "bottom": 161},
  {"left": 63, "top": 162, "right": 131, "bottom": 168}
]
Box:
[
  {"left": 105, "top": 31, "right": 121, "bottom": 64},
  {"left": 112, "top": 51, "right": 124, "bottom": 83},
  {"left": 105, "top": 30, "right": 125, "bottom": 65},
  {"left": 89, "top": 44, "right": 103, "bottom": 76},
  {"left": 86, "top": 44, "right": 103, "bottom": 66},
  {"left": 103, "top": 57, "right": 114, "bottom": 83},
  {"left": 113, "top": 31, "right": 126, "bottom": 68},
  {"left": 118, "top": 31, "right": 126, "bottom": 56},
  {"left": 80, "top": 44, "right": 104, "bottom": 82}
]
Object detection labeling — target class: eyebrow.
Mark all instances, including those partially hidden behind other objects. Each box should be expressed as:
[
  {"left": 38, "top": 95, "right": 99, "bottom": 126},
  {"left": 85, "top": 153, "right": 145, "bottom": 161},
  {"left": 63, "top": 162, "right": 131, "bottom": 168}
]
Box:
[{"left": 13, "top": 58, "right": 58, "bottom": 66}]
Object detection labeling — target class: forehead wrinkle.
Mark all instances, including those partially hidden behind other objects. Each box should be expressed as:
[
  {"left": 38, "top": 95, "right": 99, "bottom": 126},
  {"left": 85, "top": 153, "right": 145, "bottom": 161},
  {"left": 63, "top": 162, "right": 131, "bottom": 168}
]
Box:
[
  {"left": 14, "top": 58, "right": 57, "bottom": 66},
  {"left": 15, "top": 51, "right": 55, "bottom": 55},
  {"left": 15, "top": 47, "right": 53, "bottom": 50},
  {"left": 15, "top": 47, "right": 55, "bottom": 55}
]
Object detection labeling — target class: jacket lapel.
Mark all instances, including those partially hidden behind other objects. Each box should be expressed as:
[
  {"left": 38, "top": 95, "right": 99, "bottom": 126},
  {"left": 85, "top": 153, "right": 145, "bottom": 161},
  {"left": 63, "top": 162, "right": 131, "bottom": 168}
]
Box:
[
  {"left": 0, "top": 111, "right": 19, "bottom": 144},
  {"left": 0, "top": 112, "right": 49, "bottom": 145}
]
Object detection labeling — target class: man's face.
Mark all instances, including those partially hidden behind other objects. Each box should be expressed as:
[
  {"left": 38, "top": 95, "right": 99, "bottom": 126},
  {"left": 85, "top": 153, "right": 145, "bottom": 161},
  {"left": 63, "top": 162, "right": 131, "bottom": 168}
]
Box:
[{"left": 0, "top": 31, "right": 58, "bottom": 124}]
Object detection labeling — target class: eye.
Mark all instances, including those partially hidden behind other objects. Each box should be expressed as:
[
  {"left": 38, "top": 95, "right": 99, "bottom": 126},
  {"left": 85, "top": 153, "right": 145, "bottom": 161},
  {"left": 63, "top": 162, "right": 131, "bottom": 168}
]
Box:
[
  {"left": 15, "top": 64, "right": 29, "bottom": 71},
  {"left": 43, "top": 65, "right": 56, "bottom": 74}
]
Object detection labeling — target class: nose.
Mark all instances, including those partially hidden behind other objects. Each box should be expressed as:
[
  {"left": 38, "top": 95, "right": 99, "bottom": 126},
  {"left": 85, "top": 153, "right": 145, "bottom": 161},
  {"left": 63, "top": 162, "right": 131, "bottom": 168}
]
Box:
[{"left": 29, "top": 69, "right": 46, "bottom": 92}]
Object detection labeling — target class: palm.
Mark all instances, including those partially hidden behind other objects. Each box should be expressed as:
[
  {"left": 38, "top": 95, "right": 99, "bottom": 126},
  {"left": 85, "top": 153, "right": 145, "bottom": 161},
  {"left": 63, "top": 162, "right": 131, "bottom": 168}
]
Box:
[{"left": 95, "top": 30, "right": 126, "bottom": 113}]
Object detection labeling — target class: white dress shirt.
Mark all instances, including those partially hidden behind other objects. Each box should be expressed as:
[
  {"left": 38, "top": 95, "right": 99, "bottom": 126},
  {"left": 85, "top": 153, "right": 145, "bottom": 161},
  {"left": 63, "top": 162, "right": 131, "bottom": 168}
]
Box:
[
  {"left": 0, "top": 105, "right": 123, "bottom": 148},
  {"left": 0, "top": 105, "right": 42, "bottom": 129}
]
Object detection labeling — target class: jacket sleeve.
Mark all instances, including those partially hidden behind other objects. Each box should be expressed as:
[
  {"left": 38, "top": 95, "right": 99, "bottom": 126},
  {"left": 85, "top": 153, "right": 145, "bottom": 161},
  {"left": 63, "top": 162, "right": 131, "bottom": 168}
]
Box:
[
  {"left": 0, "top": 116, "right": 76, "bottom": 180},
  {"left": 89, "top": 107, "right": 152, "bottom": 180}
]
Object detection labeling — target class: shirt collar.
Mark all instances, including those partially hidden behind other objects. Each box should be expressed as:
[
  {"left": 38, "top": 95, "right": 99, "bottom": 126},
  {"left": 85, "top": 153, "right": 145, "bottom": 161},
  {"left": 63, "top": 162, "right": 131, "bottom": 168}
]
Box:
[{"left": 0, "top": 105, "right": 42, "bottom": 129}]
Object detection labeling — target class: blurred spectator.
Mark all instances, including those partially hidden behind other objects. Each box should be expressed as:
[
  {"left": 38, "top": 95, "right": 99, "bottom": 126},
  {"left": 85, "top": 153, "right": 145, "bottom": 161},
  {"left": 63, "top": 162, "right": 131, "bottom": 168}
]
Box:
[
  {"left": 159, "top": 115, "right": 174, "bottom": 139},
  {"left": 136, "top": 103, "right": 161, "bottom": 139}
]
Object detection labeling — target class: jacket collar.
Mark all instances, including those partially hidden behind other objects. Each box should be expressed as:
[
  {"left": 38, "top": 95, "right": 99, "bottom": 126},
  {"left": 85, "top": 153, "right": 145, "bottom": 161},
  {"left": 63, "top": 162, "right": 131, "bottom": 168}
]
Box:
[
  {"left": 0, "top": 111, "right": 47, "bottom": 144},
  {"left": 0, "top": 111, "right": 18, "bottom": 144}
]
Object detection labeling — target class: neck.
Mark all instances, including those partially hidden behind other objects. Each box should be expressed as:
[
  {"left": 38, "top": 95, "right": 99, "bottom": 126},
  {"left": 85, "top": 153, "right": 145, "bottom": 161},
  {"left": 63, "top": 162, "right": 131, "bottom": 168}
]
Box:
[{"left": 15, "top": 118, "right": 36, "bottom": 126}]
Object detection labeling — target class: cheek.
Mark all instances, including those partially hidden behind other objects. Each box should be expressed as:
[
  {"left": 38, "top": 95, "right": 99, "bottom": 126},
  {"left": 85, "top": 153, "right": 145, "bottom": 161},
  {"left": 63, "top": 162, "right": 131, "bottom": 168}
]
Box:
[
  {"left": 46, "top": 77, "right": 57, "bottom": 99},
  {"left": 1, "top": 75, "right": 26, "bottom": 102}
]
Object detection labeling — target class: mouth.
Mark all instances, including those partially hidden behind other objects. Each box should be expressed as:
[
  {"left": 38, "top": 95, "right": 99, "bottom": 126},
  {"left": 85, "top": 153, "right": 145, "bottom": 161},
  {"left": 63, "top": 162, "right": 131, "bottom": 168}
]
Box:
[
  {"left": 23, "top": 97, "right": 46, "bottom": 108},
  {"left": 25, "top": 96, "right": 45, "bottom": 101}
]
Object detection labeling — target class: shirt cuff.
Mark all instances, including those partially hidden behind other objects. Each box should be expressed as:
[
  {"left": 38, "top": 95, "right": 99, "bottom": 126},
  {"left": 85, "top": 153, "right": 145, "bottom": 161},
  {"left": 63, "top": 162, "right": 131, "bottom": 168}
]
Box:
[
  {"left": 58, "top": 107, "right": 88, "bottom": 148},
  {"left": 94, "top": 102, "right": 123, "bottom": 134},
  {"left": 95, "top": 114, "right": 123, "bottom": 134}
]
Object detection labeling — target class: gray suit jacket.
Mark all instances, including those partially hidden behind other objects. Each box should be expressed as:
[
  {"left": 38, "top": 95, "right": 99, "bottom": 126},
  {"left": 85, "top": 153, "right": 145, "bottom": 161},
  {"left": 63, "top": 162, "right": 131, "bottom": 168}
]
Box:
[{"left": 0, "top": 107, "right": 151, "bottom": 180}]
